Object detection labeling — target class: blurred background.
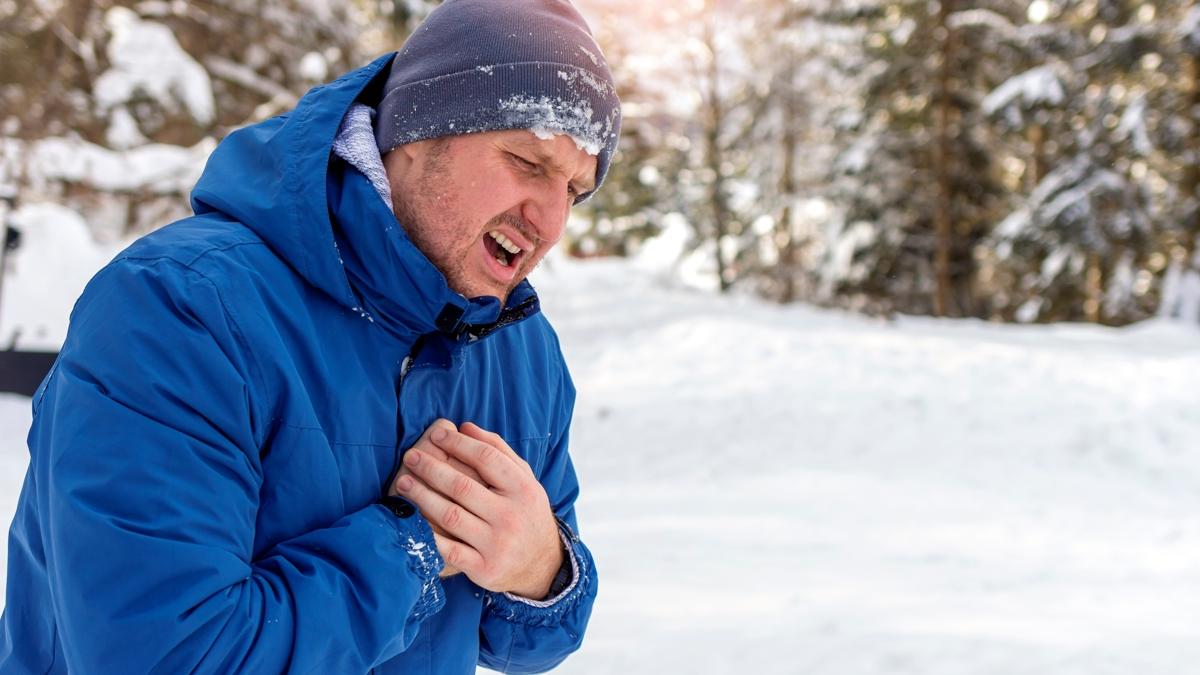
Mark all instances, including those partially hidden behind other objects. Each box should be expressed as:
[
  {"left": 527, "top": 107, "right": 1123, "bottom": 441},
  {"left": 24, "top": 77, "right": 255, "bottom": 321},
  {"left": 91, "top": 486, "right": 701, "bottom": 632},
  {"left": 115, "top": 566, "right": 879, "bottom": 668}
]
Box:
[
  {"left": 5, "top": 0, "right": 1200, "bottom": 352},
  {"left": 1, "top": 2, "right": 1198, "bottom": 673}
]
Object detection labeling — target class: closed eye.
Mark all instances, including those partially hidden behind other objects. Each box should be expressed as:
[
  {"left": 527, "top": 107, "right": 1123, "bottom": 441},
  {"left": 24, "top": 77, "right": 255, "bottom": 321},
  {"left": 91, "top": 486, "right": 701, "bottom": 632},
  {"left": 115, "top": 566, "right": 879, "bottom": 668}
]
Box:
[
  {"left": 509, "top": 152, "right": 585, "bottom": 201},
  {"left": 508, "top": 152, "right": 539, "bottom": 173}
]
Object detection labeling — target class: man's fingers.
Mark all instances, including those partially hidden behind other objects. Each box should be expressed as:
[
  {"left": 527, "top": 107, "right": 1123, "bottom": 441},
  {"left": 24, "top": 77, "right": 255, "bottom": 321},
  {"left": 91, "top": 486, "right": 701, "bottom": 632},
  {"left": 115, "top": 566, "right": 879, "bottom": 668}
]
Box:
[
  {"left": 393, "top": 468, "right": 490, "bottom": 543},
  {"left": 459, "top": 422, "right": 529, "bottom": 467},
  {"left": 430, "top": 530, "right": 464, "bottom": 578},
  {"left": 419, "top": 419, "right": 457, "bottom": 447},
  {"left": 430, "top": 427, "right": 525, "bottom": 489},
  {"left": 402, "top": 449, "right": 501, "bottom": 518},
  {"left": 406, "top": 419, "right": 486, "bottom": 485},
  {"left": 446, "top": 457, "right": 485, "bottom": 485},
  {"left": 391, "top": 458, "right": 484, "bottom": 498},
  {"left": 403, "top": 453, "right": 484, "bottom": 485},
  {"left": 411, "top": 419, "right": 455, "bottom": 464},
  {"left": 432, "top": 532, "right": 484, "bottom": 577}
]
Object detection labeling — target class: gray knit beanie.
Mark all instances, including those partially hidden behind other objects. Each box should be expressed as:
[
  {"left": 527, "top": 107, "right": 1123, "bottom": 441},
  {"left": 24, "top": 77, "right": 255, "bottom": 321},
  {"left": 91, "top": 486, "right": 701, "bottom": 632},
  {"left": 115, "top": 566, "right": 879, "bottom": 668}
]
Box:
[{"left": 373, "top": 0, "right": 622, "bottom": 202}]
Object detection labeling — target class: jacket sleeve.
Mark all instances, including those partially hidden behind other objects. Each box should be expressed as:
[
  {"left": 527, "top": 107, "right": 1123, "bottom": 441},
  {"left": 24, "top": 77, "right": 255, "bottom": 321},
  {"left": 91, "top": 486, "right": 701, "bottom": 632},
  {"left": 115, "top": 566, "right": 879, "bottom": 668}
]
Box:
[
  {"left": 30, "top": 257, "right": 444, "bottom": 673},
  {"left": 477, "top": 367, "right": 599, "bottom": 674}
]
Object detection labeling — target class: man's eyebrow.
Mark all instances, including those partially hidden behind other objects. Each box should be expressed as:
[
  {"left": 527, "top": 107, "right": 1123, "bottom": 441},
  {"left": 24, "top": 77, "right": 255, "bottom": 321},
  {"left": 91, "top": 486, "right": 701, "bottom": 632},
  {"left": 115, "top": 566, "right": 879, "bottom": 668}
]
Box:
[
  {"left": 513, "top": 140, "right": 596, "bottom": 191},
  {"left": 573, "top": 169, "right": 597, "bottom": 192}
]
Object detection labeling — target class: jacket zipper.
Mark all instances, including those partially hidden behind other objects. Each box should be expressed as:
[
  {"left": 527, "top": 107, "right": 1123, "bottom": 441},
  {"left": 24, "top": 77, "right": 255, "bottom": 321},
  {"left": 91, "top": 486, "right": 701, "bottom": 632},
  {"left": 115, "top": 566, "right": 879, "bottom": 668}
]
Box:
[{"left": 387, "top": 338, "right": 424, "bottom": 493}]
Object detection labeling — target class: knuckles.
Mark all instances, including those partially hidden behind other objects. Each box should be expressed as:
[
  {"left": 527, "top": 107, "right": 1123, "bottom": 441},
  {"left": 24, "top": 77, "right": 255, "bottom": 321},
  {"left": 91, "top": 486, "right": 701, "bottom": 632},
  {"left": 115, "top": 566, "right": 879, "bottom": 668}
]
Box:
[
  {"left": 450, "top": 474, "right": 475, "bottom": 500},
  {"left": 514, "top": 481, "right": 542, "bottom": 504},
  {"left": 414, "top": 420, "right": 558, "bottom": 594},
  {"left": 474, "top": 442, "right": 499, "bottom": 467},
  {"left": 443, "top": 543, "right": 464, "bottom": 569},
  {"left": 442, "top": 504, "right": 464, "bottom": 529}
]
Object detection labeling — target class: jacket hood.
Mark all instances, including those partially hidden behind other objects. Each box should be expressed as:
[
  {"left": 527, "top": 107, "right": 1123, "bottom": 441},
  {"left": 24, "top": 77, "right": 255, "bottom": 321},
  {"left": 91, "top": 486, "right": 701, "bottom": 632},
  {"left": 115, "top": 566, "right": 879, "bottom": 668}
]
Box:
[{"left": 189, "top": 54, "right": 535, "bottom": 340}]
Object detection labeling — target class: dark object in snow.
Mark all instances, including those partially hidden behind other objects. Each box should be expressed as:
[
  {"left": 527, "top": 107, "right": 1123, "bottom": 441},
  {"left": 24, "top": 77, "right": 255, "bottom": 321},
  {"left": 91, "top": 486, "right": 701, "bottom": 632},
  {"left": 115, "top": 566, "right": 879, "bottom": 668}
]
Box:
[
  {"left": 0, "top": 187, "right": 51, "bottom": 398},
  {"left": 0, "top": 189, "right": 16, "bottom": 329},
  {"left": 0, "top": 348, "right": 56, "bottom": 397},
  {"left": 4, "top": 225, "right": 20, "bottom": 252}
]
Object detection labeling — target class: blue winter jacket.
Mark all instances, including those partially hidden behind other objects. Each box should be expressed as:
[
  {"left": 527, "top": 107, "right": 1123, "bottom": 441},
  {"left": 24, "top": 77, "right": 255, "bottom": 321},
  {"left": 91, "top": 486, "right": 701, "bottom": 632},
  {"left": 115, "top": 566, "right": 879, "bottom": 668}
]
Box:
[{"left": 0, "top": 54, "right": 597, "bottom": 674}]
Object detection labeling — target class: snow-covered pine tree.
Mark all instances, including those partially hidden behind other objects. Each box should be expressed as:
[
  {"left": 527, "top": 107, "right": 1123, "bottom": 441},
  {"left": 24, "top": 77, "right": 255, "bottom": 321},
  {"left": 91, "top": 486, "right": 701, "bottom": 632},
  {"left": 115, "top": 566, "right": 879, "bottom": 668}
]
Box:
[
  {"left": 379, "top": 0, "right": 444, "bottom": 45},
  {"left": 985, "top": 0, "right": 1169, "bottom": 324},
  {"left": 1146, "top": 0, "right": 1200, "bottom": 323},
  {"left": 828, "top": 0, "right": 1014, "bottom": 318},
  {"left": 583, "top": 0, "right": 768, "bottom": 293},
  {"left": 733, "top": 0, "right": 863, "bottom": 305},
  {"left": 567, "top": 6, "right": 687, "bottom": 259},
  {"left": 677, "top": 0, "right": 768, "bottom": 293}
]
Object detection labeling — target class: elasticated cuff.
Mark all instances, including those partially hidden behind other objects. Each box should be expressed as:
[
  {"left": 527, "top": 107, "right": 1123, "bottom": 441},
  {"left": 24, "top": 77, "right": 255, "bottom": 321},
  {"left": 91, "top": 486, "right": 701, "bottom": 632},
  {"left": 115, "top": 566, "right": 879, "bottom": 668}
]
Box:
[
  {"left": 485, "top": 519, "right": 591, "bottom": 627},
  {"left": 377, "top": 504, "right": 447, "bottom": 623}
]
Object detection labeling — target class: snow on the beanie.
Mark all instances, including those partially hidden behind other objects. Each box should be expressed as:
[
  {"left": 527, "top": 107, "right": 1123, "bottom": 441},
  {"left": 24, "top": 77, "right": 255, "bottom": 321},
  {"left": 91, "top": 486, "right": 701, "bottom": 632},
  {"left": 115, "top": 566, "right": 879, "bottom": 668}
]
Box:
[
  {"left": 503, "top": 93, "right": 612, "bottom": 157},
  {"left": 372, "top": 0, "right": 622, "bottom": 197}
]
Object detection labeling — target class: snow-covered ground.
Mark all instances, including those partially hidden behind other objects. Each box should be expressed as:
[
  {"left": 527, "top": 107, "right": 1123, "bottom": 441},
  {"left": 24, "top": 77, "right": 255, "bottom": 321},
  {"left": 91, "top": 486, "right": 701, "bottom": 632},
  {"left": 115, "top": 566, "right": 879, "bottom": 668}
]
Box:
[
  {"left": 2, "top": 256, "right": 1199, "bottom": 674},
  {"left": 538, "top": 258, "right": 1200, "bottom": 674}
]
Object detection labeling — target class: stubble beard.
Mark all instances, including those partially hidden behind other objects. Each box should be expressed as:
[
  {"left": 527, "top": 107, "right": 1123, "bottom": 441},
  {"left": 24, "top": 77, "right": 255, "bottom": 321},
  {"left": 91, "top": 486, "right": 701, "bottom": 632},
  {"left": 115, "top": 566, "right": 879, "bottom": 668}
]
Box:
[
  {"left": 392, "top": 147, "right": 494, "bottom": 301},
  {"left": 391, "top": 145, "right": 536, "bottom": 303}
]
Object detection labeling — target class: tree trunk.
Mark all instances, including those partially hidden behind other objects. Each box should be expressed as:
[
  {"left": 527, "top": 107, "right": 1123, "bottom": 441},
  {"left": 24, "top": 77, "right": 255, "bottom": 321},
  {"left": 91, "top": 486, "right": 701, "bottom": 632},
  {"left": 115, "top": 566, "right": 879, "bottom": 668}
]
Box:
[
  {"left": 932, "top": 0, "right": 957, "bottom": 317},
  {"left": 1085, "top": 252, "right": 1103, "bottom": 323},
  {"left": 1181, "top": 50, "right": 1200, "bottom": 261},
  {"left": 703, "top": 13, "right": 731, "bottom": 293},
  {"left": 1027, "top": 123, "right": 1045, "bottom": 191},
  {"left": 390, "top": 0, "right": 426, "bottom": 44},
  {"left": 777, "top": 58, "right": 800, "bottom": 303}
]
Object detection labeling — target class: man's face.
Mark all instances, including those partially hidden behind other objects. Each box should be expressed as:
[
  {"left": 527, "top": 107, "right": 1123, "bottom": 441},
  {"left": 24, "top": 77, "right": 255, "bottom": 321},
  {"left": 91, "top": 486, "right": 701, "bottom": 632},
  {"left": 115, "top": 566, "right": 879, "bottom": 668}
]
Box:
[{"left": 384, "top": 129, "right": 598, "bottom": 302}]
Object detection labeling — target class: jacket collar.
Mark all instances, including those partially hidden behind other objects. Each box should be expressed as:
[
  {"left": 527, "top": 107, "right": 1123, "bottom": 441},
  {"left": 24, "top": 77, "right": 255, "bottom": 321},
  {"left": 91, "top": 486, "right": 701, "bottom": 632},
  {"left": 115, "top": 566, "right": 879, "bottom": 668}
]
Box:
[
  {"left": 328, "top": 161, "right": 541, "bottom": 342},
  {"left": 191, "top": 53, "right": 542, "bottom": 343}
]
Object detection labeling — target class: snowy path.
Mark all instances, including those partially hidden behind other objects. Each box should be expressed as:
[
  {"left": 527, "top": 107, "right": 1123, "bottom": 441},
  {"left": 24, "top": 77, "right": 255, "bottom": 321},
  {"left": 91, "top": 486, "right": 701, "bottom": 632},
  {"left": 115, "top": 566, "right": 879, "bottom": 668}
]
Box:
[{"left": 2, "top": 257, "right": 1199, "bottom": 674}]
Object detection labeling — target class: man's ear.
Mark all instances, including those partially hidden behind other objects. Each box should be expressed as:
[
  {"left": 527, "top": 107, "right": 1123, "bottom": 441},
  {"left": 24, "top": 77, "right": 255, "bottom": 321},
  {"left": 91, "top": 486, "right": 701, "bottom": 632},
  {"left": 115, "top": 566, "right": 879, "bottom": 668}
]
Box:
[{"left": 382, "top": 144, "right": 416, "bottom": 183}]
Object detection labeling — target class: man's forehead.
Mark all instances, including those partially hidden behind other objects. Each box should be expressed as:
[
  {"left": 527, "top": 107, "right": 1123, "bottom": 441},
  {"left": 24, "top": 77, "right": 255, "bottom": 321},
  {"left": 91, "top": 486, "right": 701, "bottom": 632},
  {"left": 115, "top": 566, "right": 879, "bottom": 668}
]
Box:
[{"left": 496, "top": 129, "right": 564, "bottom": 151}]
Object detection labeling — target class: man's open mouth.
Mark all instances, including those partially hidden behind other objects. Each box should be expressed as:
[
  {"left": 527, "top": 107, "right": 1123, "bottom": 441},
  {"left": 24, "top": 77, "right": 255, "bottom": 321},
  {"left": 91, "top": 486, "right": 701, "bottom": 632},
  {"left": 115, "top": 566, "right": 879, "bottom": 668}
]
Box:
[{"left": 485, "top": 230, "right": 524, "bottom": 268}]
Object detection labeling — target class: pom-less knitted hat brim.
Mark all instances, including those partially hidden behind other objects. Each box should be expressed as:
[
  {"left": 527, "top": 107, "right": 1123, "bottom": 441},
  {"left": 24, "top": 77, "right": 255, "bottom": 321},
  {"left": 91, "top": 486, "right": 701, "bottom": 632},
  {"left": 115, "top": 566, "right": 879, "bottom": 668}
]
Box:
[
  {"left": 373, "top": 0, "right": 621, "bottom": 202},
  {"left": 375, "top": 62, "right": 619, "bottom": 156}
]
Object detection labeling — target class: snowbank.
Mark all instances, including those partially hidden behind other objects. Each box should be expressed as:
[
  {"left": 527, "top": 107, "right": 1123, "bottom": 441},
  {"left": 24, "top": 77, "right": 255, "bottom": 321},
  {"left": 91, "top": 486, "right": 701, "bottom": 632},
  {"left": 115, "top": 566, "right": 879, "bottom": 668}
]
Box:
[
  {"left": 0, "top": 203, "right": 131, "bottom": 350},
  {"left": 530, "top": 258, "right": 1200, "bottom": 675}
]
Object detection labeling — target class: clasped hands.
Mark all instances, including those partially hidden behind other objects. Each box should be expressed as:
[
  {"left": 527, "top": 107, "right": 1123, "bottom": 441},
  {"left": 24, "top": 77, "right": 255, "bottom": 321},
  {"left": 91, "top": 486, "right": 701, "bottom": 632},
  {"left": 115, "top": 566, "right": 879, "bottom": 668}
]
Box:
[{"left": 389, "top": 419, "right": 563, "bottom": 600}]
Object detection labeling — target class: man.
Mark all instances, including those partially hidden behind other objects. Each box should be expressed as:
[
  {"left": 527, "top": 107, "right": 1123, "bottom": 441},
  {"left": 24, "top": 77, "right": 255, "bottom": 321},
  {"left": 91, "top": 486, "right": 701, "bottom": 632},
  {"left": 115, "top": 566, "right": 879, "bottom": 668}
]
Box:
[{"left": 0, "top": 0, "right": 620, "bottom": 672}]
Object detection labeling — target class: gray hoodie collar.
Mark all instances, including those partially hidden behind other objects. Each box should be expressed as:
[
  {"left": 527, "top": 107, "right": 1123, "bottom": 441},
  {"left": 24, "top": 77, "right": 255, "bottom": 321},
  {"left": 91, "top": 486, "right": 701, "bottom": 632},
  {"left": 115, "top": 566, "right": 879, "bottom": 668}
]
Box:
[{"left": 332, "top": 103, "right": 393, "bottom": 206}]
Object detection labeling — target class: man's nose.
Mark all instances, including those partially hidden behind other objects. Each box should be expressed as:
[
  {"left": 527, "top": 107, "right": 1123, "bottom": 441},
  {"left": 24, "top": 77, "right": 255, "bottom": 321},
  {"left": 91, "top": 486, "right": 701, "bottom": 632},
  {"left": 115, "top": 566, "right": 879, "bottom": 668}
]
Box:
[{"left": 520, "top": 183, "right": 572, "bottom": 244}]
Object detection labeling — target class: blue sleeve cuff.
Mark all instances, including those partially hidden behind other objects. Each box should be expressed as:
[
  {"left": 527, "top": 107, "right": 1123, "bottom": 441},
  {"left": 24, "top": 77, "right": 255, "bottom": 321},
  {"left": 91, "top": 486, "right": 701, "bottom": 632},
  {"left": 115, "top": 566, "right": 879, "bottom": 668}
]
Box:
[
  {"left": 376, "top": 504, "right": 447, "bottom": 623},
  {"left": 485, "top": 519, "right": 592, "bottom": 627}
]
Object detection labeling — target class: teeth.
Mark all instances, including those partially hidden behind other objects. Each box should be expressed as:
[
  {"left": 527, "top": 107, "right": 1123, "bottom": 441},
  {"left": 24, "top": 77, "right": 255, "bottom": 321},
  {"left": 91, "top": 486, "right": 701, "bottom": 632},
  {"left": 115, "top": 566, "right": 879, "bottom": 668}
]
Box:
[{"left": 488, "top": 231, "right": 522, "bottom": 255}]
